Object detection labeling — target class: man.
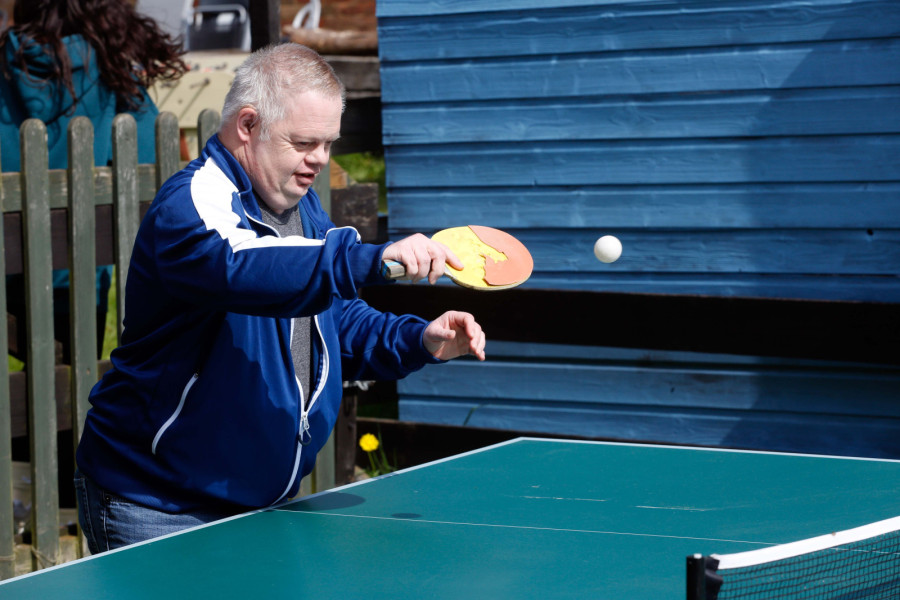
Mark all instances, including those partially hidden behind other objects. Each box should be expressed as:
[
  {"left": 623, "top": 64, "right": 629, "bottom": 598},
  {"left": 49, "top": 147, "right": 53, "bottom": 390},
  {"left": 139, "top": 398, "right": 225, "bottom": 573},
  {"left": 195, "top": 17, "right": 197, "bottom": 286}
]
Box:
[{"left": 74, "top": 43, "right": 485, "bottom": 553}]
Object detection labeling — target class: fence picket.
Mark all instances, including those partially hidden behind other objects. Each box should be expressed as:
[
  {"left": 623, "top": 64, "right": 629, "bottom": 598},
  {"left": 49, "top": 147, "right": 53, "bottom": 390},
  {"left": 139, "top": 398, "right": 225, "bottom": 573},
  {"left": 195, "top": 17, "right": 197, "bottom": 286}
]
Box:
[
  {"left": 67, "top": 118, "right": 97, "bottom": 560},
  {"left": 68, "top": 117, "right": 98, "bottom": 436},
  {"left": 154, "top": 112, "right": 180, "bottom": 189},
  {"left": 20, "top": 119, "right": 59, "bottom": 572},
  {"left": 197, "top": 109, "right": 220, "bottom": 152},
  {"left": 0, "top": 133, "right": 15, "bottom": 579},
  {"left": 112, "top": 115, "right": 139, "bottom": 341}
]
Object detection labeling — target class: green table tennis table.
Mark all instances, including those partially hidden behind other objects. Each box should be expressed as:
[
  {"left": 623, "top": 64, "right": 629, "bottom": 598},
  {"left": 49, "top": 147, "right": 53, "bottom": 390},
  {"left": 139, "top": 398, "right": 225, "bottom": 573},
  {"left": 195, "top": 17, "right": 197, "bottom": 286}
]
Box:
[{"left": 1, "top": 437, "right": 899, "bottom": 599}]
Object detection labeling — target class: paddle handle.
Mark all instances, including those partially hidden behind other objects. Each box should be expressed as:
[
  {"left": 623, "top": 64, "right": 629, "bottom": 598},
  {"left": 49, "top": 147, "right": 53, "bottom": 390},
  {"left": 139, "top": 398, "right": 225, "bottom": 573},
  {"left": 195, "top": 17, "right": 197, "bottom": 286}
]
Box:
[{"left": 381, "top": 260, "right": 406, "bottom": 280}]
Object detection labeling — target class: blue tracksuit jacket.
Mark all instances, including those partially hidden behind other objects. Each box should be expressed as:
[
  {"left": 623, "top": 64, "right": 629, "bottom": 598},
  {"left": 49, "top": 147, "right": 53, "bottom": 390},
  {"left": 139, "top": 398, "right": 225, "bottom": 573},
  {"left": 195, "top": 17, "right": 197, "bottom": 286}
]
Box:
[{"left": 76, "top": 134, "right": 438, "bottom": 512}]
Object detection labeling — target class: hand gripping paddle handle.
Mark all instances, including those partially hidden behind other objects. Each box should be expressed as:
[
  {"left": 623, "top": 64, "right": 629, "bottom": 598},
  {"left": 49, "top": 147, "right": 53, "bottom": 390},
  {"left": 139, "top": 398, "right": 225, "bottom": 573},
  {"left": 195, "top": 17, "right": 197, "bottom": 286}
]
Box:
[{"left": 381, "top": 260, "right": 406, "bottom": 280}]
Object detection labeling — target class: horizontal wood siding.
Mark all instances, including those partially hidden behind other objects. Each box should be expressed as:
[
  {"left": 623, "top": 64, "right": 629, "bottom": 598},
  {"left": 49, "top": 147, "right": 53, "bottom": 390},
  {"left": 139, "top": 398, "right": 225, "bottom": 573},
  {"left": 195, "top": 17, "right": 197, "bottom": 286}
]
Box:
[
  {"left": 378, "top": 0, "right": 900, "bottom": 301},
  {"left": 378, "top": 0, "right": 900, "bottom": 455},
  {"left": 398, "top": 343, "right": 900, "bottom": 458}
]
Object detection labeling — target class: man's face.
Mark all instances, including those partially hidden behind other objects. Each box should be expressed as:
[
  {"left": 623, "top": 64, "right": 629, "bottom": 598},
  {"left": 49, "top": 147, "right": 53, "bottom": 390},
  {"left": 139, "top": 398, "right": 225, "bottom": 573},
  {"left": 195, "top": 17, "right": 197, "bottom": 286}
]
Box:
[{"left": 243, "top": 90, "right": 342, "bottom": 214}]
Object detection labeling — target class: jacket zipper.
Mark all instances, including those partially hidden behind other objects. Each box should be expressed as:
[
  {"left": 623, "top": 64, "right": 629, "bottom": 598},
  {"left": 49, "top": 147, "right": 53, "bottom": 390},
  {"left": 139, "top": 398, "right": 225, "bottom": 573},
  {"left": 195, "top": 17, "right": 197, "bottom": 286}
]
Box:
[
  {"left": 151, "top": 373, "right": 200, "bottom": 455},
  {"left": 272, "top": 314, "right": 328, "bottom": 505},
  {"left": 243, "top": 203, "right": 329, "bottom": 504}
]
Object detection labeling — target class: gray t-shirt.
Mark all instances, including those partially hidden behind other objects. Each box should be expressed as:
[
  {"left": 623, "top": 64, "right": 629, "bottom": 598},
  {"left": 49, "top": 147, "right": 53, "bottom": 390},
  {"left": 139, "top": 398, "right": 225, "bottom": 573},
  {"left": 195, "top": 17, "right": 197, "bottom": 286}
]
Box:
[{"left": 258, "top": 202, "right": 315, "bottom": 405}]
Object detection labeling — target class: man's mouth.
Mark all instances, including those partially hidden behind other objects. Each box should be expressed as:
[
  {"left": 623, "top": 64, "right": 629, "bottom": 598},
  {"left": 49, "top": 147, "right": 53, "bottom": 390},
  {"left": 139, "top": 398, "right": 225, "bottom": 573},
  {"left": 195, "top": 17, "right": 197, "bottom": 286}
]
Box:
[{"left": 296, "top": 172, "right": 317, "bottom": 185}]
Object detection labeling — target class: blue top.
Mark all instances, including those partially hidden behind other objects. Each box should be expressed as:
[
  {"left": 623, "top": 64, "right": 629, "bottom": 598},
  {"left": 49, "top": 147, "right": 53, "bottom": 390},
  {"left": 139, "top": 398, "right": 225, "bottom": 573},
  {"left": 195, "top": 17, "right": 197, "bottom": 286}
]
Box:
[
  {"left": 1, "top": 31, "right": 159, "bottom": 301},
  {"left": 0, "top": 31, "right": 158, "bottom": 172},
  {"left": 76, "top": 135, "right": 440, "bottom": 512}
]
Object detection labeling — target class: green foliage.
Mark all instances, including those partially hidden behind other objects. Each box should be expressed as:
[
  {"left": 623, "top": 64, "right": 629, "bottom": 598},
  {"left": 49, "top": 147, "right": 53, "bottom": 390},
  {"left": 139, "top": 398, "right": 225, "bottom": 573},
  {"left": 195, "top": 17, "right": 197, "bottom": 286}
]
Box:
[
  {"left": 102, "top": 271, "right": 118, "bottom": 360},
  {"left": 333, "top": 152, "right": 387, "bottom": 212}
]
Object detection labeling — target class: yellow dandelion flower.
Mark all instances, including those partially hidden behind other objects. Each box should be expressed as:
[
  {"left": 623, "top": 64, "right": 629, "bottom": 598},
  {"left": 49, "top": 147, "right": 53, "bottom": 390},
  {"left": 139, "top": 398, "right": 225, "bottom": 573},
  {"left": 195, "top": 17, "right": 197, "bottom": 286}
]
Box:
[{"left": 359, "top": 433, "right": 379, "bottom": 453}]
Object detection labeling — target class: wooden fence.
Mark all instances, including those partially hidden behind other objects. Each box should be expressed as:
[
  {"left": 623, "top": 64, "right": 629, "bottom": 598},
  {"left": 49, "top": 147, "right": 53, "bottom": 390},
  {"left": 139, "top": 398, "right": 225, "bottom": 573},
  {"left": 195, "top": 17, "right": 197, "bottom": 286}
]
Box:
[{"left": 0, "top": 109, "right": 220, "bottom": 578}]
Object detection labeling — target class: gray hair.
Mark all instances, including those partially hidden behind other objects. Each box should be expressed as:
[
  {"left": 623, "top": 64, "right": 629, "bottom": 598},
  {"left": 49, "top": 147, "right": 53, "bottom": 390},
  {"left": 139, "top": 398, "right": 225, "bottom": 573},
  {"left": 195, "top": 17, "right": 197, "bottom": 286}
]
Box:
[{"left": 220, "top": 43, "right": 345, "bottom": 140}]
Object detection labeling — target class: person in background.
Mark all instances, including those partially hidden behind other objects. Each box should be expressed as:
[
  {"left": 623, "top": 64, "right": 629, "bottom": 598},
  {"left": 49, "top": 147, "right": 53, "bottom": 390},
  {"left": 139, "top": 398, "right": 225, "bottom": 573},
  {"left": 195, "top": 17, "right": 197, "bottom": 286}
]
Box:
[{"left": 0, "top": 0, "right": 186, "bottom": 361}]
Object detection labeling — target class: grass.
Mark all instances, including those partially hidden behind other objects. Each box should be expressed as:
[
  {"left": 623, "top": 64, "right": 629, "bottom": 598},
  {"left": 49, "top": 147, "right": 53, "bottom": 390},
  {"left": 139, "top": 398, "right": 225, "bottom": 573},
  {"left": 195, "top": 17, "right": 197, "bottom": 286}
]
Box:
[{"left": 101, "top": 275, "right": 118, "bottom": 359}]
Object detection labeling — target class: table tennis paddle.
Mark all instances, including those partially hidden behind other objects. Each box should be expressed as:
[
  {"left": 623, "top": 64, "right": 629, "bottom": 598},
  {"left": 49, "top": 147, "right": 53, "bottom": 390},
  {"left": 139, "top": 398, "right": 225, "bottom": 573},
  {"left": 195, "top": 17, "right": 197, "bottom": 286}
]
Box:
[{"left": 381, "top": 225, "right": 533, "bottom": 291}]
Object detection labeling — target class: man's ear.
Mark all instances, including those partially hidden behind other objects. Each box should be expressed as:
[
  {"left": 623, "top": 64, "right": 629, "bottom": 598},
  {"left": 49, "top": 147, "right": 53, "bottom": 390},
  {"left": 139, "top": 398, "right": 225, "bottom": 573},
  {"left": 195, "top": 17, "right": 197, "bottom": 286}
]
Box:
[{"left": 234, "top": 107, "right": 259, "bottom": 142}]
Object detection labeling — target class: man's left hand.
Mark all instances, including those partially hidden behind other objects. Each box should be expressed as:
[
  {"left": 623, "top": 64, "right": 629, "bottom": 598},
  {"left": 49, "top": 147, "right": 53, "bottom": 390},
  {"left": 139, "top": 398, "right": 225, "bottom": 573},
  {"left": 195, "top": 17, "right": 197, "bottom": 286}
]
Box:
[{"left": 423, "top": 311, "right": 486, "bottom": 361}]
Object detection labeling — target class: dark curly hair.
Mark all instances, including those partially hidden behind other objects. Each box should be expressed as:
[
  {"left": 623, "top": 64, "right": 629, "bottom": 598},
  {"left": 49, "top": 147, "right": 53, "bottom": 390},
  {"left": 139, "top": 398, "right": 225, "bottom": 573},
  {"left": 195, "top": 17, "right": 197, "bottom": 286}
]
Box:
[{"left": 0, "top": 0, "right": 187, "bottom": 110}]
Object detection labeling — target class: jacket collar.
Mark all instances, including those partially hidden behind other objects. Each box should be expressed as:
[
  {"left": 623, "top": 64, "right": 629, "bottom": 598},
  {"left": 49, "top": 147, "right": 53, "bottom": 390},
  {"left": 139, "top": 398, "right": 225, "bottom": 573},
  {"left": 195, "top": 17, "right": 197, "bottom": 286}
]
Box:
[
  {"left": 201, "top": 133, "right": 264, "bottom": 221},
  {"left": 201, "top": 133, "right": 321, "bottom": 238}
]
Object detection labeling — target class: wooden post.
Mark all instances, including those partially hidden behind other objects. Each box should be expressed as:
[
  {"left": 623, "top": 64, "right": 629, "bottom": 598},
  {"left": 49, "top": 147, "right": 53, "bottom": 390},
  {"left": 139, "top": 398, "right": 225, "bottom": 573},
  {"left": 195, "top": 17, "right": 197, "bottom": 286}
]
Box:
[
  {"left": 68, "top": 117, "right": 98, "bottom": 436},
  {"left": 21, "top": 119, "right": 59, "bottom": 571},
  {"left": 67, "top": 118, "right": 98, "bottom": 559},
  {"left": 302, "top": 149, "right": 334, "bottom": 495},
  {"left": 334, "top": 388, "right": 358, "bottom": 485},
  {"left": 0, "top": 126, "right": 15, "bottom": 580},
  {"left": 313, "top": 433, "right": 336, "bottom": 494},
  {"left": 154, "top": 112, "right": 180, "bottom": 190},
  {"left": 249, "top": 0, "right": 281, "bottom": 51},
  {"left": 112, "top": 115, "right": 139, "bottom": 342},
  {"left": 197, "top": 109, "right": 221, "bottom": 154},
  {"left": 313, "top": 160, "right": 331, "bottom": 217}
]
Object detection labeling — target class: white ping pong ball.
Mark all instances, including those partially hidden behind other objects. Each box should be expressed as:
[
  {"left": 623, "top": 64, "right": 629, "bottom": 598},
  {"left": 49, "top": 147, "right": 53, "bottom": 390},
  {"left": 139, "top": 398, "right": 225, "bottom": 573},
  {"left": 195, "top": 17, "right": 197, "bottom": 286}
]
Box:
[{"left": 594, "top": 235, "right": 622, "bottom": 263}]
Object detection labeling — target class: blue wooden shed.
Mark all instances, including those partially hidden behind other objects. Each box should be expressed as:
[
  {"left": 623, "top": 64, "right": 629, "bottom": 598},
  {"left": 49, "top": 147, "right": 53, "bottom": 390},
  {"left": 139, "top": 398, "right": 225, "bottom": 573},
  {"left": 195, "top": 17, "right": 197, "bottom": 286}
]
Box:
[{"left": 365, "top": 0, "right": 900, "bottom": 458}]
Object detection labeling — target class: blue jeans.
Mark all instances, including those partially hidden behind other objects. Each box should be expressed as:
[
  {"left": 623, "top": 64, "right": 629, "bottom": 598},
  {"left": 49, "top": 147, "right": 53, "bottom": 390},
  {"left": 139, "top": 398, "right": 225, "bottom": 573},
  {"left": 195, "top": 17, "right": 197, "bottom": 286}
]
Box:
[{"left": 74, "top": 470, "right": 239, "bottom": 554}]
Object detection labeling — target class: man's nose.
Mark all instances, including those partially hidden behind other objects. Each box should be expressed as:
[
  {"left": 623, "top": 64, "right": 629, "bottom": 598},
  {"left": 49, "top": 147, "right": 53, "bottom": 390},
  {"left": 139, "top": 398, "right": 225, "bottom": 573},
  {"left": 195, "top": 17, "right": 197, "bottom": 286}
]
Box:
[{"left": 309, "top": 143, "right": 330, "bottom": 166}]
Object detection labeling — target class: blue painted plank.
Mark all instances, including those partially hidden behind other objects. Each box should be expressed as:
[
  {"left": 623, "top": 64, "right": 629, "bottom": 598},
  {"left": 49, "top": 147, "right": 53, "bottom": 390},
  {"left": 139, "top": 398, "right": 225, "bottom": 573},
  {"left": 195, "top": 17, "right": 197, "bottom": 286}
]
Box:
[
  {"left": 387, "top": 183, "right": 900, "bottom": 230},
  {"left": 385, "top": 229, "right": 900, "bottom": 297},
  {"left": 378, "top": 0, "right": 660, "bottom": 18},
  {"left": 376, "top": 0, "right": 893, "bottom": 20},
  {"left": 379, "top": 0, "right": 900, "bottom": 60},
  {"left": 381, "top": 39, "right": 900, "bottom": 103},
  {"left": 398, "top": 359, "right": 900, "bottom": 416},
  {"left": 382, "top": 87, "right": 900, "bottom": 145},
  {"left": 397, "top": 398, "right": 900, "bottom": 458},
  {"left": 379, "top": 275, "right": 900, "bottom": 300},
  {"left": 459, "top": 229, "right": 900, "bottom": 275},
  {"left": 384, "top": 275, "right": 900, "bottom": 302},
  {"left": 514, "top": 273, "right": 900, "bottom": 302},
  {"left": 385, "top": 135, "right": 900, "bottom": 186},
  {"left": 481, "top": 340, "right": 886, "bottom": 368}
]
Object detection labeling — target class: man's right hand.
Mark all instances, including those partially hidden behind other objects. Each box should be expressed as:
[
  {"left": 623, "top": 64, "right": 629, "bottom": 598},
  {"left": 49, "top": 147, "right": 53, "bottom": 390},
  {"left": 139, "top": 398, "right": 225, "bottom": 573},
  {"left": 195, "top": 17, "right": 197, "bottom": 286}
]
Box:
[{"left": 381, "top": 234, "right": 464, "bottom": 284}]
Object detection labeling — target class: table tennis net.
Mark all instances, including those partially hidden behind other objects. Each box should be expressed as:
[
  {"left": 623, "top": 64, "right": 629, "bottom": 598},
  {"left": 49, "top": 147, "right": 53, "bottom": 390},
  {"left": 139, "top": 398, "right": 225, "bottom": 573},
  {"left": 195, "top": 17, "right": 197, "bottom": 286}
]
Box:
[{"left": 688, "top": 515, "right": 900, "bottom": 600}]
